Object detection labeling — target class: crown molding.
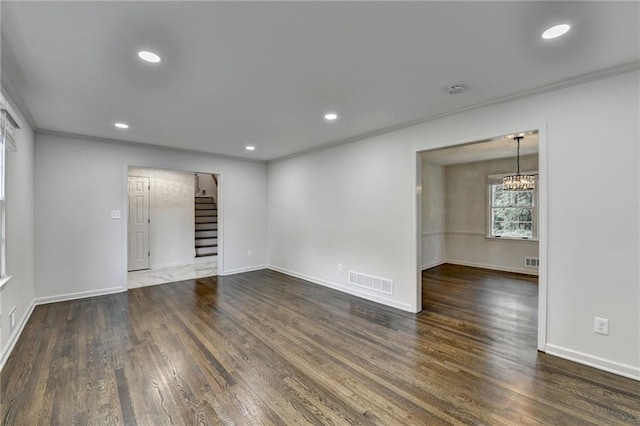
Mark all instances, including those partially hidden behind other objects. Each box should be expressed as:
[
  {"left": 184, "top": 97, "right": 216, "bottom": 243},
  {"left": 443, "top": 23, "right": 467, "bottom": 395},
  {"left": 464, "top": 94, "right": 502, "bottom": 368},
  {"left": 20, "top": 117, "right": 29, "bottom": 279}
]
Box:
[
  {"left": 1, "top": 39, "right": 38, "bottom": 130},
  {"left": 269, "top": 61, "right": 640, "bottom": 163},
  {"left": 35, "top": 129, "right": 267, "bottom": 164}
]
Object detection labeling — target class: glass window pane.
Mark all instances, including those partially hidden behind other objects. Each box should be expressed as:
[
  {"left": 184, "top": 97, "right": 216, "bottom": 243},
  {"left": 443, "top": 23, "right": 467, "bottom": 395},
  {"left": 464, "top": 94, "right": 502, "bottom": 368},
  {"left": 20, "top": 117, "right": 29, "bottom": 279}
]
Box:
[
  {"left": 517, "top": 191, "right": 532, "bottom": 206},
  {"left": 520, "top": 222, "right": 532, "bottom": 231},
  {"left": 492, "top": 221, "right": 504, "bottom": 234},
  {"left": 492, "top": 185, "right": 504, "bottom": 206},
  {"left": 504, "top": 221, "right": 518, "bottom": 233},
  {"left": 518, "top": 208, "right": 532, "bottom": 222}
]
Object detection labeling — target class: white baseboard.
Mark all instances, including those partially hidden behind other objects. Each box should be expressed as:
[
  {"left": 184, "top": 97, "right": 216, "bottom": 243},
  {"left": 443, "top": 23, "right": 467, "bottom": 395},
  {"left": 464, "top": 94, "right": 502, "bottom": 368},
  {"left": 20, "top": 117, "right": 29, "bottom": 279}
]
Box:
[
  {"left": 0, "top": 300, "right": 35, "bottom": 372},
  {"left": 546, "top": 344, "right": 640, "bottom": 381},
  {"left": 445, "top": 259, "right": 538, "bottom": 276},
  {"left": 221, "top": 264, "right": 267, "bottom": 276},
  {"left": 33, "top": 286, "right": 126, "bottom": 306},
  {"left": 421, "top": 260, "right": 446, "bottom": 271},
  {"left": 268, "top": 265, "right": 414, "bottom": 313}
]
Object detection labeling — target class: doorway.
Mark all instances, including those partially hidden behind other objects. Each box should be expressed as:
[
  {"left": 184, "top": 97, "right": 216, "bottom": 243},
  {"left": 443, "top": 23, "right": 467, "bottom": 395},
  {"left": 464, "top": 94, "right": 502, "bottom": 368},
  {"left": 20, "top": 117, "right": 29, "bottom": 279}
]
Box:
[
  {"left": 416, "top": 129, "right": 547, "bottom": 350},
  {"left": 125, "top": 166, "right": 222, "bottom": 288}
]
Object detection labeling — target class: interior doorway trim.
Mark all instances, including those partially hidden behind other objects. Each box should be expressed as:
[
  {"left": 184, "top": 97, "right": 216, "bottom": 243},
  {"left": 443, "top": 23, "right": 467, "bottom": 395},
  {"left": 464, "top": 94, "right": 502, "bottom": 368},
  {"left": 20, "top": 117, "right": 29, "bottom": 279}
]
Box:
[
  {"left": 412, "top": 122, "right": 548, "bottom": 352},
  {"left": 122, "top": 163, "right": 224, "bottom": 289}
]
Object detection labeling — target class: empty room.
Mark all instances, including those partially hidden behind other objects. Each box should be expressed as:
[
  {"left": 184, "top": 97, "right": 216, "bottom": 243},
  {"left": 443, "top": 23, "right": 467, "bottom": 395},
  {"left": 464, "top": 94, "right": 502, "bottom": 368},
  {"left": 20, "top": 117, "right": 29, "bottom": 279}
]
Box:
[{"left": 0, "top": 1, "right": 639, "bottom": 425}]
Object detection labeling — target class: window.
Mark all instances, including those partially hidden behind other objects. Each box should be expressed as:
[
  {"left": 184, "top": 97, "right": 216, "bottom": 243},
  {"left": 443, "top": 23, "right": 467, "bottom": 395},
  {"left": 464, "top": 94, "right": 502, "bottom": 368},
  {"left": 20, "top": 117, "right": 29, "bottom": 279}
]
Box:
[
  {"left": 487, "top": 173, "right": 538, "bottom": 240},
  {"left": 0, "top": 96, "right": 18, "bottom": 281},
  {"left": 0, "top": 126, "right": 5, "bottom": 277}
]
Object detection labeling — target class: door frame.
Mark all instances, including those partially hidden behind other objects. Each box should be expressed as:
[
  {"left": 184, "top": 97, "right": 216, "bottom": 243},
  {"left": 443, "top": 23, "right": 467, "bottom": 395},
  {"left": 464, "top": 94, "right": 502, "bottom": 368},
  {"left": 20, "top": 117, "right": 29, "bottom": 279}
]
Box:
[
  {"left": 122, "top": 163, "right": 224, "bottom": 289},
  {"left": 412, "top": 122, "right": 548, "bottom": 352}
]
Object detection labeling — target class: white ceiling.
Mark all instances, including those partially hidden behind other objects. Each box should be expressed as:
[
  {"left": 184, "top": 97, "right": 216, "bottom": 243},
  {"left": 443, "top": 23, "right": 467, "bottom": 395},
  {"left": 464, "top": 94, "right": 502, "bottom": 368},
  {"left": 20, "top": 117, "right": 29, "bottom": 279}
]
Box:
[
  {"left": 1, "top": 1, "right": 638, "bottom": 161},
  {"left": 421, "top": 133, "right": 539, "bottom": 166}
]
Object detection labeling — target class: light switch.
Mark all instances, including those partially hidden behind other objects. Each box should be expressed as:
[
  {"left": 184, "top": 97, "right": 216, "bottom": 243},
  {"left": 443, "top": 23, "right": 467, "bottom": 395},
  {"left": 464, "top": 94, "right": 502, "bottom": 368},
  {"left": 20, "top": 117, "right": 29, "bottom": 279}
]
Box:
[{"left": 111, "top": 210, "right": 121, "bottom": 219}]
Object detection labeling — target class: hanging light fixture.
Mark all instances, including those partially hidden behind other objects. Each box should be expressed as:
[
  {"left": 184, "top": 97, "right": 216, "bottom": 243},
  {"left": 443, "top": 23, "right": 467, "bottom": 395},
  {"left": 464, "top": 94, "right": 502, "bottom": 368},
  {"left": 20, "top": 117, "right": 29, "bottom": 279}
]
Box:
[{"left": 503, "top": 136, "right": 535, "bottom": 191}]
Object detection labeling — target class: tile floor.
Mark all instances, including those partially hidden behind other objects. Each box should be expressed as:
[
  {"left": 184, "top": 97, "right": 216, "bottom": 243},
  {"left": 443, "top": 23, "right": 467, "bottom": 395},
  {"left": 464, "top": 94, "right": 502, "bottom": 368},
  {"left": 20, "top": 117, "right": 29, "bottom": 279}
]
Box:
[{"left": 127, "top": 258, "right": 217, "bottom": 289}]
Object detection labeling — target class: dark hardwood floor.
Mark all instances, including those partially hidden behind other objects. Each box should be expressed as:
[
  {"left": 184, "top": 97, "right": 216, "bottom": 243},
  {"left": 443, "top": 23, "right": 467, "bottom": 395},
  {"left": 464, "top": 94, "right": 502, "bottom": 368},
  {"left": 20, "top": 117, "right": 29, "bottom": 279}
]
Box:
[{"left": 1, "top": 265, "right": 639, "bottom": 425}]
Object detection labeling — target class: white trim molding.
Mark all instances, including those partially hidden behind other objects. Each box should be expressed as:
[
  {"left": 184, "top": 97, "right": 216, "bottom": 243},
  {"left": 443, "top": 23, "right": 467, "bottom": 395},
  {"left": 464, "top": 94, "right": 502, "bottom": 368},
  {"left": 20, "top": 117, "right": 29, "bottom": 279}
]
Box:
[
  {"left": 546, "top": 344, "right": 640, "bottom": 381},
  {"left": 421, "top": 260, "right": 447, "bottom": 271},
  {"left": 421, "top": 231, "right": 446, "bottom": 237},
  {"left": 221, "top": 264, "right": 268, "bottom": 276},
  {"left": 446, "top": 231, "right": 485, "bottom": 237},
  {"left": 445, "top": 259, "right": 538, "bottom": 276},
  {"left": 268, "top": 265, "right": 414, "bottom": 313},
  {"left": 0, "top": 275, "right": 12, "bottom": 290},
  {"left": 33, "top": 286, "right": 126, "bottom": 306},
  {"left": 0, "top": 300, "right": 35, "bottom": 371}
]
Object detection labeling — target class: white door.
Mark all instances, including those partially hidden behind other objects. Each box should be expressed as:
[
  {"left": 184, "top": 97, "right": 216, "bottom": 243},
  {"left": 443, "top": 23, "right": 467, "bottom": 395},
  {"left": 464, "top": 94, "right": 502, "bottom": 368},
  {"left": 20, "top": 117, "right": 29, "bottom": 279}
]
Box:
[{"left": 128, "top": 176, "right": 150, "bottom": 271}]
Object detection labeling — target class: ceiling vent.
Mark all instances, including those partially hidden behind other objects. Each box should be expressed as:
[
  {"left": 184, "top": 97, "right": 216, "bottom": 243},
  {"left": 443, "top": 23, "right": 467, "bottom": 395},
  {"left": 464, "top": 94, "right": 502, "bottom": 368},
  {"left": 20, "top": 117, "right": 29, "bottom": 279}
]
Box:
[{"left": 446, "top": 84, "right": 465, "bottom": 94}]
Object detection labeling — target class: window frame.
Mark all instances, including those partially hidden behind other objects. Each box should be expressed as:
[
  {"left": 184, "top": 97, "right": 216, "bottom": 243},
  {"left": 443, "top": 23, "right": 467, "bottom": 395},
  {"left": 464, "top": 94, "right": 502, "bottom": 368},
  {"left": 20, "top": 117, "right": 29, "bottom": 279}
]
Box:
[
  {"left": 0, "top": 132, "right": 6, "bottom": 278},
  {"left": 0, "top": 100, "right": 18, "bottom": 286},
  {"left": 486, "top": 172, "right": 539, "bottom": 241}
]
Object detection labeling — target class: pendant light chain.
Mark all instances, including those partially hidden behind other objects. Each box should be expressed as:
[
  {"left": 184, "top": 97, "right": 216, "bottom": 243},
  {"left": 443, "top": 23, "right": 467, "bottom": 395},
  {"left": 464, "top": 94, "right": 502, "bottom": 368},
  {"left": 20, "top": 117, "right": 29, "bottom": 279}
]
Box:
[
  {"left": 516, "top": 136, "right": 522, "bottom": 175},
  {"left": 503, "top": 135, "right": 535, "bottom": 191}
]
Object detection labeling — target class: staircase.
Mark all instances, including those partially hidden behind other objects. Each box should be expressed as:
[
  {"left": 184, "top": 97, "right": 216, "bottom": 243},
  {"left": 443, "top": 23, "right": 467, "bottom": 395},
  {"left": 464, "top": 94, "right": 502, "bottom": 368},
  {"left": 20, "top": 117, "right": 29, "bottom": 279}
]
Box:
[{"left": 195, "top": 197, "right": 217, "bottom": 257}]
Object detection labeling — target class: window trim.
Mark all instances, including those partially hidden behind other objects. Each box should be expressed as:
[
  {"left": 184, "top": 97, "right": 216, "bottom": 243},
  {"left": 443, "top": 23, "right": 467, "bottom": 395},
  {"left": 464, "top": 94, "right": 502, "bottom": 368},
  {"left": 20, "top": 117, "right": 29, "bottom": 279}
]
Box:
[{"left": 486, "top": 171, "right": 539, "bottom": 241}]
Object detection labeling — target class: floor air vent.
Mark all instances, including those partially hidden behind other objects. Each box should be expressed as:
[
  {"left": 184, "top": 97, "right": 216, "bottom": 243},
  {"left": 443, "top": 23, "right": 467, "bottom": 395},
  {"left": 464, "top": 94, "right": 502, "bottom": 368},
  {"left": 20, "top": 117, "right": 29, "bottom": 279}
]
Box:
[
  {"left": 348, "top": 271, "right": 393, "bottom": 295},
  {"left": 525, "top": 257, "right": 540, "bottom": 268}
]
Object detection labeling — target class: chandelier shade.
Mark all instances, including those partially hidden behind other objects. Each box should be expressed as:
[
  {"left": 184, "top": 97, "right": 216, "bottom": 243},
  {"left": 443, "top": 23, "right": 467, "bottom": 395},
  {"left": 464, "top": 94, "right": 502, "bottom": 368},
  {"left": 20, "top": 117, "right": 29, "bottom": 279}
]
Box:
[{"left": 503, "top": 136, "right": 535, "bottom": 191}]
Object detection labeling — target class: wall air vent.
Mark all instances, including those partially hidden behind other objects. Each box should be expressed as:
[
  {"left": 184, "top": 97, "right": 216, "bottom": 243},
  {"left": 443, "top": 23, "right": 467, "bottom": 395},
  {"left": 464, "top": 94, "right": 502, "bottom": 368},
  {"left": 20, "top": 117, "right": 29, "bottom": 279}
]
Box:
[
  {"left": 525, "top": 257, "right": 540, "bottom": 268},
  {"left": 348, "top": 271, "right": 393, "bottom": 295}
]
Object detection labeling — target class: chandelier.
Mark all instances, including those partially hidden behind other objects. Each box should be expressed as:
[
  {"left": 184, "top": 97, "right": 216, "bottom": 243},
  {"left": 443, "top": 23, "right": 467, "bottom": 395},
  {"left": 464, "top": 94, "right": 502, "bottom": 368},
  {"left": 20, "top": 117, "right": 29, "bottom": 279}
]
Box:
[{"left": 503, "top": 136, "right": 535, "bottom": 191}]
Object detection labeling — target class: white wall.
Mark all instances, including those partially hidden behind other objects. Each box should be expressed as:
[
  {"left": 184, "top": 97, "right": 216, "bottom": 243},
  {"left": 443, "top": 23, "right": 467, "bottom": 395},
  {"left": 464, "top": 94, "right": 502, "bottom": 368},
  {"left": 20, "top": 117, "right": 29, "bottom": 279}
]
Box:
[
  {"left": 268, "top": 70, "right": 640, "bottom": 378},
  {"left": 196, "top": 173, "right": 217, "bottom": 199},
  {"left": 268, "top": 138, "right": 416, "bottom": 311},
  {"left": 420, "top": 161, "right": 446, "bottom": 269},
  {"left": 444, "top": 155, "right": 539, "bottom": 274},
  {"left": 0, "top": 93, "right": 35, "bottom": 367},
  {"left": 129, "top": 167, "right": 195, "bottom": 269},
  {"left": 35, "top": 133, "right": 268, "bottom": 302}
]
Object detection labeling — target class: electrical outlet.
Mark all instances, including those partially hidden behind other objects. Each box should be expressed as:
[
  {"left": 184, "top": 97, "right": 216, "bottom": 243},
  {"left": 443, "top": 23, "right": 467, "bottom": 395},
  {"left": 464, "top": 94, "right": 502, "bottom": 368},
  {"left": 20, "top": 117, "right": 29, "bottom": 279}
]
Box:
[
  {"left": 247, "top": 250, "right": 252, "bottom": 258},
  {"left": 594, "top": 317, "right": 609, "bottom": 335},
  {"left": 9, "top": 306, "right": 16, "bottom": 331},
  {"left": 337, "top": 263, "right": 343, "bottom": 272}
]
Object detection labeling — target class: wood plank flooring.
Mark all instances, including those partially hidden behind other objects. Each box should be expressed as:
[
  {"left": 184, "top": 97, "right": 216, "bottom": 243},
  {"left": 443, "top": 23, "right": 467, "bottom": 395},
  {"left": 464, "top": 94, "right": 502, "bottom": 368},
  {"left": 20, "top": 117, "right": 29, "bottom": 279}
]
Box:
[{"left": 1, "top": 264, "right": 639, "bottom": 425}]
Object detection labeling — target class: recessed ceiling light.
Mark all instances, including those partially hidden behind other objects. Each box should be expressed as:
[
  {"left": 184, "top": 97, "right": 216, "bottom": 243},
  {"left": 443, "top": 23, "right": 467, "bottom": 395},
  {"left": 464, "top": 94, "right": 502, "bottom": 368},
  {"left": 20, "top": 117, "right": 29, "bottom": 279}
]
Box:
[
  {"left": 542, "top": 24, "right": 571, "bottom": 40},
  {"left": 137, "top": 50, "right": 161, "bottom": 63},
  {"left": 324, "top": 113, "right": 338, "bottom": 121},
  {"left": 245, "top": 145, "right": 256, "bottom": 151},
  {"left": 114, "top": 122, "right": 129, "bottom": 129}
]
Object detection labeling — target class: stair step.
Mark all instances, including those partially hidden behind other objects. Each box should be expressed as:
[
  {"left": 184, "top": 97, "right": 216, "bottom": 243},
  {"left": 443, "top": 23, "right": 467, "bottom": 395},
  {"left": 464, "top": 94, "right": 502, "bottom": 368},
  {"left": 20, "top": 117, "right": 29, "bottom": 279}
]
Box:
[
  {"left": 195, "top": 223, "right": 217, "bottom": 231},
  {"left": 195, "top": 230, "right": 217, "bottom": 238},
  {"left": 195, "top": 197, "right": 215, "bottom": 204},
  {"left": 195, "top": 204, "right": 217, "bottom": 210},
  {"left": 196, "top": 246, "right": 217, "bottom": 255},
  {"left": 195, "top": 196, "right": 218, "bottom": 257},
  {"left": 195, "top": 216, "right": 218, "bottom": 224},
  {"left": 195, "top": 238, "right": 217, "bottom": 246},
  {"left": 195, "top": 253, "right": 216, "bottom": 258}
]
